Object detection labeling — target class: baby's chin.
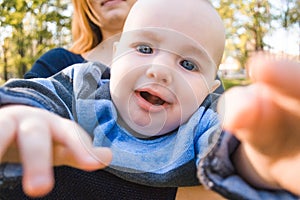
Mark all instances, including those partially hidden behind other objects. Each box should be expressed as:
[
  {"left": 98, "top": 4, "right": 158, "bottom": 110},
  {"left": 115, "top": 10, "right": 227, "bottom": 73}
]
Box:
[{"left": 126, "top": 123, "right": 169, "bottom": 139}]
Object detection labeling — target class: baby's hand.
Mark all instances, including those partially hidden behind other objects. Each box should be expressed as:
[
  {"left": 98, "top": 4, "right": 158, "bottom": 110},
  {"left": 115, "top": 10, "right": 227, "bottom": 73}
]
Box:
[
  {"left": 0, "top": 105, "right": 112, "bottom": 197},
  {"left": 218, "top": 54, "right": 300, "bottom": 195}
]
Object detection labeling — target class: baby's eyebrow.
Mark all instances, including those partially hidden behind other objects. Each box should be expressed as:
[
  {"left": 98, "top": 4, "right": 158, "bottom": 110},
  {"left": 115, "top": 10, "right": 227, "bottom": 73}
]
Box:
[
  {"left": 185, "top": 45, "right": 209, "bottom": 59},
  {"left": 133, "top": 29, "right": 163, "bottom": 43},
  {"left": 182, "top": 44, "right": 217, "bottom": 69}
]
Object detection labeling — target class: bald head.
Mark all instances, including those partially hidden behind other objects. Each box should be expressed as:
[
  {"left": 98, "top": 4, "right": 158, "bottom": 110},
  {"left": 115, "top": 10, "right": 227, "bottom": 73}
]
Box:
[{"left": 123, "top": 0, "right": 226, "bottom": 66}]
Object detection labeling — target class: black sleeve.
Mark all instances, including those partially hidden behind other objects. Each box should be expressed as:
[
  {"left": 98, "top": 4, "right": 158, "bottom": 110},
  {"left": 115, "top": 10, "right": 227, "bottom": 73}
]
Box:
[{"left": 24, "top": 48, "right": 85, "bottom": 79}]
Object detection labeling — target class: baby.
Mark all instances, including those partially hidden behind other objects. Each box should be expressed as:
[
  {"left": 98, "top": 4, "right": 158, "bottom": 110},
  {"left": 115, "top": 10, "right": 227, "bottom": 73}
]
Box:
[{"left": 0, "top": 0, "right": 298, "bottom": 199}]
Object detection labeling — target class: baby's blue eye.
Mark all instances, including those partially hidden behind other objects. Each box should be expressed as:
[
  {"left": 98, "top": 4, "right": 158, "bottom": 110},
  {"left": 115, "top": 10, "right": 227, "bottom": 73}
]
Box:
[
  {"left": 180, "top": 60, "right": 197, "bottom": 71},
  {"left": 136, "top": 45, "right": 153, "bottom": 54}
]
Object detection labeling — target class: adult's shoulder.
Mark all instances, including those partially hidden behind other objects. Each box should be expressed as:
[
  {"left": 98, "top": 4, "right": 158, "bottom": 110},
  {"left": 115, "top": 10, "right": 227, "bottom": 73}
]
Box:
[
  {"left": 24, "top": 48, "right": 85, "bottom": 79},
  {"left": 33, "top": 47, "right": 84, "bottom": 65},
  {"left": 42, "top": 47, "right": 81, "bottom": 58}
]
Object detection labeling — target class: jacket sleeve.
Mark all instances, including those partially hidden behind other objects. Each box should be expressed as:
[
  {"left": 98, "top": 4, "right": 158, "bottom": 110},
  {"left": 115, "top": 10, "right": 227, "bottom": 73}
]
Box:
[
  {"left": 198, "top": 131, "right": 299, "bottom": 200},
  {"left": 0, "top": 67, "right": 75, "bottom": 119},
  {"left": 0, "top": 62, "right": 108, "bottom": 120}
]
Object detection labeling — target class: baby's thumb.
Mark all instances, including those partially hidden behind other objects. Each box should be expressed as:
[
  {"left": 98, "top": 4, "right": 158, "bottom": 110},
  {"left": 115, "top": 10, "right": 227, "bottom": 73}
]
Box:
[{"left": 218, "top": 85, "right": 260, "bottom": 138}]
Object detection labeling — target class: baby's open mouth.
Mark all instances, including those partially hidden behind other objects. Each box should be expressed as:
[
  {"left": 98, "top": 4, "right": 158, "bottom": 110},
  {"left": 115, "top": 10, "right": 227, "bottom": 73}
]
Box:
[{"left": 140, "top": 91, "right": 165, "bottom": 106}]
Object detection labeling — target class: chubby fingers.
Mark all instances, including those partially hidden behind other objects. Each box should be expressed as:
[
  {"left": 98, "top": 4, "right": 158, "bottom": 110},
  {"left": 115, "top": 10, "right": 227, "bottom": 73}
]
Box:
[
  {"left": 218, "top": 83, "right": 282, "bottom": 148},
  {"left": 17, "top": 116, "right": 113, "bottom": 197},
  {"left": 17, "top": 117, "right": 54, "bottom": 197},
  {"left": 247, "top": 53, "right": 300, "bottom": 98},
  {"left": 218, "top": 84, "right": 261, "bottom": 132},
  {"left": 247, "top": 54, "right": 300, "bottom": 122},
  {"left": 50, "top": 117, "right": 112, "bottom": 170},
  {"left": 0, "top": 106, "right": 53, "bottom": 197},
  {"left": 18, "top": 110, "right": 112, "bottom": 197},
  {"left": 0, "top": 106, "right": 112, "bottom": 197}
]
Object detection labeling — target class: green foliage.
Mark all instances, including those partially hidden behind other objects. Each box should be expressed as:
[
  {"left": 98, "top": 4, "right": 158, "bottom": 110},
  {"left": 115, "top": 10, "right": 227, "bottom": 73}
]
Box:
[
  {"left": 0, "top": 0, "right": 71, "bottom": 79},
  {"left": 222, "top": 78, "right": 251, "bottom": 90},
  {"left": 212, "top": 0, "right": 300, "bottom": 68},
  {"left": 0, "top": 0, "right": 299, "bottom": 80}
]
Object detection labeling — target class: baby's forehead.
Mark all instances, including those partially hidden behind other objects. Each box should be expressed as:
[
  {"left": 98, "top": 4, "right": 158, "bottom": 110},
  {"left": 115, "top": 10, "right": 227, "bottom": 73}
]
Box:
[{"left": 124, "top": 0, "right": 225, "bottom": 68}]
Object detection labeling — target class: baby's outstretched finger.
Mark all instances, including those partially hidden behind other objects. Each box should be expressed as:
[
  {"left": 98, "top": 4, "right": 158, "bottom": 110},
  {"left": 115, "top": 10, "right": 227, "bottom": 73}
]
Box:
[
  {"left": 17, "top": 118, "right": 54, "bottom": 197},
  {"left": 247, "top": 53, "right": 300, "bottom": 98},
  {"left": 51, "top": 119, "right": 112, "bottom": 170},
  {"left": 218, "top": 85, "right": 260, "bottom": 133},
  {"left": 218, "top": 83, "right": 284, "bottom": 151}
]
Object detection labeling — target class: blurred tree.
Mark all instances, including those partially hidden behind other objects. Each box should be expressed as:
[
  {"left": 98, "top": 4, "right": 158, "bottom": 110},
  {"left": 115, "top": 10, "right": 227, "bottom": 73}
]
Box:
[
  {"left": 0, "top": 0, "right": 71, "bottom": 78},
  {"left": 212, "top": 0, "right": 299, "bottom": 68},
  {"left": 278, "top": 0, "right": 300, "bottom": 28},
  {"left": 0, "top": 0, "right": 298, "bottom": 79},
  {"left": 213, "top": 0, "right": 272, "bottom": 68},
  {"left": 276, "top": 0, "right": 300, "bottom": 58},
  {"left": 1, "top": 0, "right": 28, "bottom": 78},
  {"left": 1, "top": 38, "right": 9, "bottom": 81}
]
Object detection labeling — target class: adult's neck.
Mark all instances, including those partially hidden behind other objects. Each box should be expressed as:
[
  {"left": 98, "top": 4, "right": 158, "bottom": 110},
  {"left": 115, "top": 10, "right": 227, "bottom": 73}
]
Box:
[
  {"left": 82, "top": 32, "right": 121, "bottom": 66},
  {"left": 102, "top": 29, "right": 121, "bottom": 41}
]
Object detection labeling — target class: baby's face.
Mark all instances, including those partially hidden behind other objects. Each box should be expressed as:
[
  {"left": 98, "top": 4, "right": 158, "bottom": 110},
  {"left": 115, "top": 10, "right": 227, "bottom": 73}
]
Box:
[{"left": 109, "top": 0, "right": 224, "bottom": 138}]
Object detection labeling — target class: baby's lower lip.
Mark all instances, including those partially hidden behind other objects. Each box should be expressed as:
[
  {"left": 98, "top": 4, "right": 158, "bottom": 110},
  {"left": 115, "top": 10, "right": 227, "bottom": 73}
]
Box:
[{"left": 102, "top": 0, "right": 124, "bottom": 6}]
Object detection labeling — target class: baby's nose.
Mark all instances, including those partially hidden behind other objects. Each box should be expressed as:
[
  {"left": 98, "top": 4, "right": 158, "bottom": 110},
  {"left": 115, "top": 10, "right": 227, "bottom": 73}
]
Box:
[{"left": 146, "top": 64, "right": 173, "bottom": 85}]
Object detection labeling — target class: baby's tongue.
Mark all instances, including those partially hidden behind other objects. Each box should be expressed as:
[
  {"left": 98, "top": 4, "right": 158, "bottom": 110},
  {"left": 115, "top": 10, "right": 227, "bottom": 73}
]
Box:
[{"left": 140, "top": 92, "right": 165, "bottom": 105}]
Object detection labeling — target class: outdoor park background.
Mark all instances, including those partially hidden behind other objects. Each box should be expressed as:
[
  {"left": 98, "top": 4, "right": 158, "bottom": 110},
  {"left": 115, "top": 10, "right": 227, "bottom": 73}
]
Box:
[{"left": 0, "top": 0, "right": 299, "bottom": 89}]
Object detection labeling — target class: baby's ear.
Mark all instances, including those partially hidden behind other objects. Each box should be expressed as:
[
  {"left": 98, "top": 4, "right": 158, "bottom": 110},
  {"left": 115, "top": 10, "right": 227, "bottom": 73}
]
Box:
[{"left": 210, "top": 79, "right": 221, "bottom": 93}]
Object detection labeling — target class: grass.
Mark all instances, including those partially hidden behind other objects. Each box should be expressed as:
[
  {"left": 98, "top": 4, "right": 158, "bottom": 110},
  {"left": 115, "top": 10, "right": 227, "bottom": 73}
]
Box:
[{"left": 221, "top": 78, "right": 251, "bottom": 90}]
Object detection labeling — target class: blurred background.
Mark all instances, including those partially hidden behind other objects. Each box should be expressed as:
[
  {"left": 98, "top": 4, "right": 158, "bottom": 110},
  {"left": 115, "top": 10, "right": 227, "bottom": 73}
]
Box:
[{"left": 0, "top": 0, "right": 299, "bottom": 88}]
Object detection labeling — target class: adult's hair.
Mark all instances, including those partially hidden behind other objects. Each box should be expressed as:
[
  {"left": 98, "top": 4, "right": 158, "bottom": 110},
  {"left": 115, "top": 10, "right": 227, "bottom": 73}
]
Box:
[{"left": 70, "top": 0, "right": 103, "bottom": 54}]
